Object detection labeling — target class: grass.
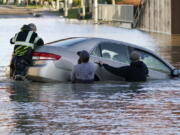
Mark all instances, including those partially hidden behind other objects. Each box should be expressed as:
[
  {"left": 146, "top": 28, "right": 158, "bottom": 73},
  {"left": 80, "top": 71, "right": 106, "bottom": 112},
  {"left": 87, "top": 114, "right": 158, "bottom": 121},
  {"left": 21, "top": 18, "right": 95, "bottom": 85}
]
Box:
[
  {"left": 60, "top": 8, "right": 79, "bottom": 19},
  {"left": 60, "top": 8, "right": 92, "bottom": 20}
]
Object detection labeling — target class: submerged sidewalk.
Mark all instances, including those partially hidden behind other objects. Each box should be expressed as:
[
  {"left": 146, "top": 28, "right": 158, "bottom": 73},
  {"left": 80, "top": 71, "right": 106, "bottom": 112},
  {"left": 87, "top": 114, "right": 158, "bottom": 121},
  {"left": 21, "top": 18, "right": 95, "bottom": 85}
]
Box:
[{"left": 0, "top": 5, "right": 49, "bottom": 15}]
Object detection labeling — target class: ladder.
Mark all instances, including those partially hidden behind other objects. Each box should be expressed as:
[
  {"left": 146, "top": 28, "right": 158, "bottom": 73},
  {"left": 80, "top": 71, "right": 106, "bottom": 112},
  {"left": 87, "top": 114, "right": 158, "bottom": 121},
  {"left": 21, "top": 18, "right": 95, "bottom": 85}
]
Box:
[{"left": 132, "top": 0, "right": 147, "bottom": 28}]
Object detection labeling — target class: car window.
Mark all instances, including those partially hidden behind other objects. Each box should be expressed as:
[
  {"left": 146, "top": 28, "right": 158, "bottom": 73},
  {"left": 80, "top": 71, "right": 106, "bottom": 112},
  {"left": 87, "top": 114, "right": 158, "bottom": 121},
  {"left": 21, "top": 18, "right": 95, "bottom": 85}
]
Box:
[
  {"left": 91, "top": 44, "right": 101, "bottom": 57},
  {"left": 91, "top": 42, "right": 129, "bottom": 64},
  {"left": 48, "top": 38, "right": 86, "bottom": 48},
  {"left": 135, "top": 49, "right": 171, "bottom": 73}
]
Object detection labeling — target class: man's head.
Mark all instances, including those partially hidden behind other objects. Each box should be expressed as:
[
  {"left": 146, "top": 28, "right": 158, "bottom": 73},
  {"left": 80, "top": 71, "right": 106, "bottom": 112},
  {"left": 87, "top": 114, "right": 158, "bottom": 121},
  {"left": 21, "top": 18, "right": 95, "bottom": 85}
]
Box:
[
  {"left": 77, "top": 50, "right": 90, "bottom": 63},
  {"left": 21, "top": 24, "right": 31, "bottom": 31},
  {"left": 28, "top": 23, "right": 37, "bottom": 32},
  {"left": 130, "top": 51, "right": 140, "bottom": 62}
]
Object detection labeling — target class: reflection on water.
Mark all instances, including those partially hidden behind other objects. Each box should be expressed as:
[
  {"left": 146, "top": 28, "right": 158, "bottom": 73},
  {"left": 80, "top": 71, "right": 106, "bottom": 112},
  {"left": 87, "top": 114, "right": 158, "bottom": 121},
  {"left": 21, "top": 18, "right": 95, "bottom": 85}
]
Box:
[
  {"left": 157, "top": 46, "right": 180, "bottom": 68},
  {"left": 0, "top": 81, "right": 180, "bottom": 134},
  {"left": 0, "top": 15, "right": 180, "bottom": 134},
  {"left": 149, "top": 32, "right": 180, "bottom": 46}
]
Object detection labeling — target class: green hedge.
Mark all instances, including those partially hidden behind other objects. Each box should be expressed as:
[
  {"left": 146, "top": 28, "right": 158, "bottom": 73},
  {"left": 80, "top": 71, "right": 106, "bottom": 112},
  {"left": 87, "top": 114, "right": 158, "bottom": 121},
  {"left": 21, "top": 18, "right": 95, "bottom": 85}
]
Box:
[
  {"left": 73, "top": 0, "right": 80, "bottom": 7},
  {"left": 106, "top": 0, "right": 123, "bottom": 4},
  {"left": 115, "top": 0, "right": 123, "bottom": 2}
]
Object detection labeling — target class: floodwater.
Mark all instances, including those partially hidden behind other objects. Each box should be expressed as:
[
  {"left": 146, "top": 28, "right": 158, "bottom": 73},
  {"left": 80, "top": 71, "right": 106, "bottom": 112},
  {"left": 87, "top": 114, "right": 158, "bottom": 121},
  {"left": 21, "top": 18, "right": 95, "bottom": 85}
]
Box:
[{"left": 0, "top": 13, "right": 180, "bottom": 135}]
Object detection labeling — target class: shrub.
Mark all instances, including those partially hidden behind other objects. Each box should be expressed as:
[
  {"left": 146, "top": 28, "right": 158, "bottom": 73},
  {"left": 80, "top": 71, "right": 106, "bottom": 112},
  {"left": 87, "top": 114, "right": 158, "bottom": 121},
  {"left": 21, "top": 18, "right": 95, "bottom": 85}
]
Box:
[
  {"left": 106, "top": 0, "right": 112, "bottom": 4},
  {"left": 115, "top": 0, "right": 123, "bottom": 2},
  {"left": 73, "top": 0, "right": 80, "bottom": 7}
]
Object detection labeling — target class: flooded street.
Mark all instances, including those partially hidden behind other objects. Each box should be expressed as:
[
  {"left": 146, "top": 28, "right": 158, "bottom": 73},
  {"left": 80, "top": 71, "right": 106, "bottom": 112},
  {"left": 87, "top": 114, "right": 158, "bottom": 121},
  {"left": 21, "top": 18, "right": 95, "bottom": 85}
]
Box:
[{"left": 0, "top": 14, "right": 180, "bottom": 134}]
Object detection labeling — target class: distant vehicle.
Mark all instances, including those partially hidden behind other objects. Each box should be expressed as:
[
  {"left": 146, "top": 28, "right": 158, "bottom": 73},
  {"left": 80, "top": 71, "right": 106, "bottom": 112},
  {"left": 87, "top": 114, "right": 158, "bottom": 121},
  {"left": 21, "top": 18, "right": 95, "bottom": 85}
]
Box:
[
  {"left": 32, "top": 12, "right": 42, "bottom": 17},
  {"left": 27, "top": 37, "right": 179, "bottom": 82}
]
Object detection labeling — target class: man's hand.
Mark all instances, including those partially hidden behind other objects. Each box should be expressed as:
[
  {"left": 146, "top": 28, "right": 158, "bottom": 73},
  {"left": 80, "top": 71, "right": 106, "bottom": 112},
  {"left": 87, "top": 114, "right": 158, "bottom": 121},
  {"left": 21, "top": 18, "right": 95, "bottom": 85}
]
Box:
[{"left": 95, "top": 61, "right": 104, "bottom": 67}]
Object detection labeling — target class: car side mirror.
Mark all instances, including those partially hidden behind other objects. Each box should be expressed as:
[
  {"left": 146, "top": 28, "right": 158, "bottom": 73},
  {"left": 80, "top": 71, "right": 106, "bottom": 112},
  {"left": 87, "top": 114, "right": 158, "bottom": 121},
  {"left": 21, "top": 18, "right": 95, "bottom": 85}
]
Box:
[{"left": 171, "top": 69, "right": 180, "bottom": 77}]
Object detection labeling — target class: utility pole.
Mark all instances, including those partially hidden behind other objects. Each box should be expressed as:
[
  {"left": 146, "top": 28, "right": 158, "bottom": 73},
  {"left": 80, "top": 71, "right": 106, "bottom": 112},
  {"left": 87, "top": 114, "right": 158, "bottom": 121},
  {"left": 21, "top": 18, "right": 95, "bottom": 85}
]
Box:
[
  {"left": 64, "top": 0, "right": 68, "bottom": 17},
  {"left": 112, "top": 0, "right": 115, "bottom": 5},
  {"left": 17, "top": 0, "right": 21, "bottom": 5},
  {"left": 89, "top": 0, "right": 93, "bottom": 13},
  {"left": 94, "top": 0, "right": 98, "bottom": 23},
  {"left": 3, "top": 0, "right": 6, "bottom": 4},
  {"left": 56, "top": 0, "right": 60, "bottom": 10},
  {"left": 81, "top": 0, "right": 86, "bottom": 18}
]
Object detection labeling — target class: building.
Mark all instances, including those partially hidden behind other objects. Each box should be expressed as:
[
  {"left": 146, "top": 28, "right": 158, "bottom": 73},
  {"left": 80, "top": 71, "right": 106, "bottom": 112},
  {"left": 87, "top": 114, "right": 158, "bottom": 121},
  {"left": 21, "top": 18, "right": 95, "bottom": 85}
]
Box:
[
  {"left": 171, "top": 0, "right": 180, "bottom": 34},
  {"left": 139, "top": 0, "right": 180, "bottom": 34},
  {"left": 97, "top": 0, "right": 180, "bottom": 34}
]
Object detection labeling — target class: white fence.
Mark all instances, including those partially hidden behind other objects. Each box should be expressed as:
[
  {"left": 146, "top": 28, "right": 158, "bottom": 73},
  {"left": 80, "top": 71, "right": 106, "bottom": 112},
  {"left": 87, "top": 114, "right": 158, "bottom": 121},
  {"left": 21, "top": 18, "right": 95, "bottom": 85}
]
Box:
[{"left": 98, "top": 4, "right": 134, "bottom": 23}]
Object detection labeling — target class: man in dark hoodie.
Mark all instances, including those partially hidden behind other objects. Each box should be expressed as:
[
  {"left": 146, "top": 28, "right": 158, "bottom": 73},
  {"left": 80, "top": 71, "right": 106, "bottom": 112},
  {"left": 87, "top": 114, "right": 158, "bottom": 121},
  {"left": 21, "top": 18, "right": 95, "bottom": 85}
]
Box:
[{"left": 100, "top": 51, "right": 149, "bottom": 82}]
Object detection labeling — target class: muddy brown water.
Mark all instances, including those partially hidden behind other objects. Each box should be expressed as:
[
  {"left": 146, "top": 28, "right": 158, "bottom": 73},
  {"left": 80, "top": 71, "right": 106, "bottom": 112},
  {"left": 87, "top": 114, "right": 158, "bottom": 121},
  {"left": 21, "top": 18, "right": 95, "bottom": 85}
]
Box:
[{"left": 0, "top": 15, "right": 180, "bottom": 135}]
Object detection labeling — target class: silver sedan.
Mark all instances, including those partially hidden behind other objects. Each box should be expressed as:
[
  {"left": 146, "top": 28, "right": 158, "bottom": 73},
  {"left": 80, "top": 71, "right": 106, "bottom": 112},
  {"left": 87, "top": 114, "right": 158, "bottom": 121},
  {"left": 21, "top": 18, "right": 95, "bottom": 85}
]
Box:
[{"left": 27, "top": 37, "right": 178, "bottom": 82}]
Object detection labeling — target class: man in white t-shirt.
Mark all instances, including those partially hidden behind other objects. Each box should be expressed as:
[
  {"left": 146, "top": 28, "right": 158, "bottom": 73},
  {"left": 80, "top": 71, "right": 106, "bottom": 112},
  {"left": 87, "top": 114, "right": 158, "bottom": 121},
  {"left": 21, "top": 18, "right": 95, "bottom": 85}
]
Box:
[{"left": 71, "top": 50, "right": 96, "bottom": 83}]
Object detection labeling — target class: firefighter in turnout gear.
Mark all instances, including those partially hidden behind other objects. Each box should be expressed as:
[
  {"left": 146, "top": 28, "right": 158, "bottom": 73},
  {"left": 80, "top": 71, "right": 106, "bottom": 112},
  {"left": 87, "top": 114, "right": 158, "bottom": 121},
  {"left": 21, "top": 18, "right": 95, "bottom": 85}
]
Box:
[{"left": 10, "top": 23, "right": 44, "bottom": 80}]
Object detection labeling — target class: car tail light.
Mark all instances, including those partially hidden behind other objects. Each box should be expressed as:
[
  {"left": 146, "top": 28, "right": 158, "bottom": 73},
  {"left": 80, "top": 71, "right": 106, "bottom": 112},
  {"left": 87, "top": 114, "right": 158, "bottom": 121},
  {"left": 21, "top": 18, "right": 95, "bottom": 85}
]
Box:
[{"left": 32, "top": 52, "right": 61, "bottom": 60}]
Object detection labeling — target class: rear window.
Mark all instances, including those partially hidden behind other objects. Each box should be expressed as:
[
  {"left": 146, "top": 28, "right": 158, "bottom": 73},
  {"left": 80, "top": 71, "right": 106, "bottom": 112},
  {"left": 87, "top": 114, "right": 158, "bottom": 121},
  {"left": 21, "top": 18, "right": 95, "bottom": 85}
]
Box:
[{"left": 47, "top": 38, "right": 86, "bottom": 48}]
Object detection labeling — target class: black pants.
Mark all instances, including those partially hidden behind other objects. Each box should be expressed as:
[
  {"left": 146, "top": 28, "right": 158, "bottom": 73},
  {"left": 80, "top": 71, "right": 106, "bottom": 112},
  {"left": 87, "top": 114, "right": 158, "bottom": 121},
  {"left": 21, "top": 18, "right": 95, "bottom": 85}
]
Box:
[{"left": 10, "top": 55, "right": 32, "bottom": 78}]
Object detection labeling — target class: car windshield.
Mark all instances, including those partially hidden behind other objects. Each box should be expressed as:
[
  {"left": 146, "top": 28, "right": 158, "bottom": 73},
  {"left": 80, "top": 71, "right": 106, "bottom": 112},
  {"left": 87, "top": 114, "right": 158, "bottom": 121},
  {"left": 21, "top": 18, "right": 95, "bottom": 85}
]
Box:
[
  {"left": 135, "top": 49, "right": 171, "bottom": 73},
  {"left": 47, "top": 38, "right": 87, "bottom": 48}
]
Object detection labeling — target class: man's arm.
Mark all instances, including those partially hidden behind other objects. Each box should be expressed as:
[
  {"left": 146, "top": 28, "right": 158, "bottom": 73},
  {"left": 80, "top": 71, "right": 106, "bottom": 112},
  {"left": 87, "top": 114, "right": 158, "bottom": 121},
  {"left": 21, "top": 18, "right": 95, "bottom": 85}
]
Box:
[
  {"left": 36, "top": 38, "right": 44, "bottom": 46},
  {"left": 103, "top": 64, "right": 129, "bottom": 78},
  {"left": 10, "top": 33, "right": 18, "bottom": 44},
  {"left": 33, "top": 33, "right": 44, "bottom": 49},
  {"left": 142, "top": 62, "right": 149, "bottom": 75}
]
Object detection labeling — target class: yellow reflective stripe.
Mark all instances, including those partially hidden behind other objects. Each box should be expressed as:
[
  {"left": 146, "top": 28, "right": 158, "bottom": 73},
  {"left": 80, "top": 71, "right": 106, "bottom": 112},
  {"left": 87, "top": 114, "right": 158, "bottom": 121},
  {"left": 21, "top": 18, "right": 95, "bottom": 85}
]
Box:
[
  {"left": 34, "top": 36, "right": 40, "bottom": 44},
  {"left": 14, "top": 31, "right": 35, "bottom": 48},
  {"left": 14, "top": 33, "right": 18, "bottom": 41},
  {"left": 26, "top": 31, "right": 33, "bottom": 43},
  {"left": 12, "top": 33, "right": 19, "bottom": 43},
  {"left": 24, "top": 46, "right": 29, "bottom": 49},
  {"left": 15, "top": 46, "right": 24, "bottom": 55},
  {"left": 15, "top": 42, "right": 33, "bottom": 48},
  {"left": 19, "top": 50, "right": 27, "bottom": 56},
  {"left": 15, "top": 46, "right": 30, "bottom": 56},
  {"left": 14, "top": 46, "right": 22, "bottom": 52}
]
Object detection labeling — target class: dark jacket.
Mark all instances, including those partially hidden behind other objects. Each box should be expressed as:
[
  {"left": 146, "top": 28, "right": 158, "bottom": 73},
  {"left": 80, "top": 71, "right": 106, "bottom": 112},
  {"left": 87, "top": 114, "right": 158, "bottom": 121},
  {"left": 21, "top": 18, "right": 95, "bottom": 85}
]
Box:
[
  {"left": 10, "top": 27, "right": 44, "bottom": 77},
  {"left": 10, "top": 29, "right": 44, "bottom": 57},
  {"left": 103, "top": 61, "right": 149, "bottom": 82}
]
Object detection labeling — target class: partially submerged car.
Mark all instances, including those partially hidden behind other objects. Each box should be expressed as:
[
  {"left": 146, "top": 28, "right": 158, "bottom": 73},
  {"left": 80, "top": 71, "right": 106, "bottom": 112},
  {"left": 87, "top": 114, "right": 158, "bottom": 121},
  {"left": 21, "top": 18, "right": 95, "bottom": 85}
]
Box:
[{"left": 27, "top": 37, "right": 179, "bottom": 82}]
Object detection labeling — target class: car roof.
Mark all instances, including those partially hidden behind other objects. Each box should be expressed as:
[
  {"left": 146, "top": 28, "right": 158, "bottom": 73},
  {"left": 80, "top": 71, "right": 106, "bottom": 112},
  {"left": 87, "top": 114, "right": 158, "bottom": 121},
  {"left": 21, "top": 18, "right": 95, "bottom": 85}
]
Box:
[
  {"left": 45, "top": 37, "right": 174, "bottom": 69},
  {"left": 46, "top": 37, "right": 156, "bottom": 54},
  {"left": 46, "top": 37, "right": 140, "bottom": 51}
]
